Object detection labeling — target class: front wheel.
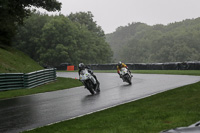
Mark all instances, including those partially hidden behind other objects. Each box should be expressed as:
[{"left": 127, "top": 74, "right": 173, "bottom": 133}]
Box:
[
  {"left": 96, "top": 82, "right": 100, "bottom": 93},
  {"left": 85, "top": 80, "right": 95, "bottom": 95},
  {"left": 125, "top": 74, "right": 132, "bottom": 85},
  {"left": 128, "top": 78, "right": 132, "bottom": 85}
]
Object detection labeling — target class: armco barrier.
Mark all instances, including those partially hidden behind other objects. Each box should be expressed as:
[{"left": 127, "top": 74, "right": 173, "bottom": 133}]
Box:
[
  {"left": 0, "top": 68, "right": 56, "bottom": 91},
  {"left": 0, "top": 73, "right": 24, "bottom": 91},
  {"left": 24, "top": 68, "right": 57, "bottom": 88}
]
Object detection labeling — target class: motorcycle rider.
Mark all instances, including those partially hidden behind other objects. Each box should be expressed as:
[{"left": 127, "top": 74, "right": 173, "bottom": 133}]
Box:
[
  {"left": 117, "top": 61, "right": 132, "bottom": 80},
  {"left": 78, "top": 63, "right": 100, "bottom": 88}
]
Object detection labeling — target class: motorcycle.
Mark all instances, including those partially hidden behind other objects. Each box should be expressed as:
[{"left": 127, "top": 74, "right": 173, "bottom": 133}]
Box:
[
  {"left": 79, "top": 69, "right": 100, "bottom": 95},
  {"left": 120, "top": 67, "right": 132, "bottom": 85}
]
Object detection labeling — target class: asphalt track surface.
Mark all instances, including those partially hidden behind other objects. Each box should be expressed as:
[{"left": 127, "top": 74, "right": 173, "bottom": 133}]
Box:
[{"left": 0, "top": 72, "right": 200, "bottom": 133}]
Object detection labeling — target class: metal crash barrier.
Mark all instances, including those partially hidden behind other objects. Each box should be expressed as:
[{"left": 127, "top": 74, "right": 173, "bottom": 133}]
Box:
[{"left": 0, "top": 68, "right": 56, "bottom": 91}]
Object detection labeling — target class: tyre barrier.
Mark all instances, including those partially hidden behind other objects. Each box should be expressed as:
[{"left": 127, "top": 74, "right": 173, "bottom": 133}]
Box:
[
  {"left": 87, "top": 61, "right": 200, "bottom": 70},
  {"left": 55, "top": 61, "right": 200, "bottom": 70}
]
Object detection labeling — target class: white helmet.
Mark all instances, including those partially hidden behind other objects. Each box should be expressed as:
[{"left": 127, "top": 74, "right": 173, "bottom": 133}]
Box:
[
  {"left": 78, "top": 63, "right": 85, "bottom": 69},
  {"left": 118, "top": 61, "right": 122, "bottom": 67}
]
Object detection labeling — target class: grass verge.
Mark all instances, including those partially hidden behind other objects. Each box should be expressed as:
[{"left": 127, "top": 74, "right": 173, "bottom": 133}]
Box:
[
  {"left": 0, "top": 46, "right": 43, "bottom": 73},
  {"left": 0, "top": 77, "right": 82, "bottom": 100},
  {"left": 23, "top": 81, "right": 200, "bottom": 133}
]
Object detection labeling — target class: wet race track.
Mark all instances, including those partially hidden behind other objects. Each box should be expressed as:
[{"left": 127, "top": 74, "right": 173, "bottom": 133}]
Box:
[{"left": 0, "top": 72, "right": 200, "bottom": 133}]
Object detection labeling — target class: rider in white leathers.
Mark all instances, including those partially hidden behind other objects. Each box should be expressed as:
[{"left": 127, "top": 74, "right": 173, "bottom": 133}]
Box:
[{"left": 78, "top": 63, "right": 100, "bottom": 87}]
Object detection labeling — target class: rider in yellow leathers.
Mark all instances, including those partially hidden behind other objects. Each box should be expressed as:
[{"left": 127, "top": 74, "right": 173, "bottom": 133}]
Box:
[{"left": 117, "top": 61, "right": 132, "bottom": 81}]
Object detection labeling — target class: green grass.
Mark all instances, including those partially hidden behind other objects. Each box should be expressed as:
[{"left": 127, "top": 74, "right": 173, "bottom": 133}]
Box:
[
  {"left": 0, "top": 77, "right": 82, "bottom": 100},
  {"left": 0, "top": 46, "right": 43, "bottom": 73},
  {"left": 23, "top": 81, "right": 200, "bottom": 133}
]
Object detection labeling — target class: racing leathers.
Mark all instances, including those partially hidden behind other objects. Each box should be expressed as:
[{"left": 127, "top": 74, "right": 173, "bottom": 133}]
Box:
[
  {"left": 117, "top": 63, "right": 132, "bottom": 79},
  {"left": 78, "top": 66, "right": 99, "bottom": 86}
]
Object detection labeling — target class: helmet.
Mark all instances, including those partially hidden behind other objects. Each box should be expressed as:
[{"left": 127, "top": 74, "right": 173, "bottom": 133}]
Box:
[
  {"left": 118, "top": 61, "right": 122, "bottom": 67},
  {"left": 78, "top": 63, "right": 85, "bottom": 69}
]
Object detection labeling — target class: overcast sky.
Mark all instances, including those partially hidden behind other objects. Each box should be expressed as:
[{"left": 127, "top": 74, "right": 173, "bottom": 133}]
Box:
[{"left": 45, "top": 0, "right": 200, "bottom": 34}]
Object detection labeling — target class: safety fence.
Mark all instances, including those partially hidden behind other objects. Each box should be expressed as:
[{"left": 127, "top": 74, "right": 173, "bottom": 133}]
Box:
[
  {"left": 87, "top": 61, "right": 200, "bottom": 70},
  {"left": 0, "top": 68, "right": 56, "bottom": 91}
]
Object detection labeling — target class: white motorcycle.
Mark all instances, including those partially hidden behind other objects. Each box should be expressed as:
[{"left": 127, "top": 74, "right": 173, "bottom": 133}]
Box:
[
  {"left": 120, "top": 67, "right": 132, "bottom": 85},
  {"left": 79, "top": 69, "right": 100, "bottom": 95}
]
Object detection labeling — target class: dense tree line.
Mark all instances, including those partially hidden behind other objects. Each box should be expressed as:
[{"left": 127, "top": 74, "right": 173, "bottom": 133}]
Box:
[
  {"left": 106, "top": 18, "right": 200, "bottom": 63},
  {"left": 13, "top": 12, "right": 113, "bottom": 67},
  {"left": 0, "top": 0, "right": 61, "bottom": 46}
]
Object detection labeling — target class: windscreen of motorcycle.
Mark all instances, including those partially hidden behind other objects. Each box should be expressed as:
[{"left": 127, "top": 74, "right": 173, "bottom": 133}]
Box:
[
  {"left": 120, "top": 68, "right": 127, "bottom": 75},
  {"left": 80, "top": 69, "right": 90, "bottom": 80},
  {"left": 80, "top": 69, "right": 87, "bottom": 75}
]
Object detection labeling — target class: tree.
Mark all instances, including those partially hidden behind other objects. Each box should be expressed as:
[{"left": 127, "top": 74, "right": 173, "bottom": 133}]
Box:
[
  {"left": 39, "top": 44, "right": 70, "bottom": 67},
  {"left": 38, "top": 15, "right": 78, "bottom": 66},
  {"left": 68, "top": 11, "right": 105, "bottom": 37},
  {"left": 13, "top": 12, "right": 113, "bottom": 66},
  {"left": 0, "top": 0, "right": 61, "bottom": 46},
  {"left": 13, "top": 12, "right": 52, "bottom": 61},
  {"left": 106, "top": 18, "right": 200, "bottom": 63}
]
